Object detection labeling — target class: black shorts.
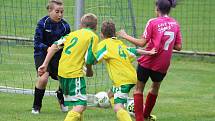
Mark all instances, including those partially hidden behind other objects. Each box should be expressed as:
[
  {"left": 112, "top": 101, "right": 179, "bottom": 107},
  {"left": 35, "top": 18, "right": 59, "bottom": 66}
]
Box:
[
  {"left": 34, "top": 55, "right": 59, "bottom": 80},
  {"left": 137, "top": 64, "right": 166, "bottom": 83}
]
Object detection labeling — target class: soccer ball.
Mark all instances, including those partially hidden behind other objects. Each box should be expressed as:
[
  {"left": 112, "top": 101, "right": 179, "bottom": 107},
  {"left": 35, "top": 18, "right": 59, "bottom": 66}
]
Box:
[
  {"left": 94, "top": 92, "right": 110, "bottom": 108},
  {"left": 126, "top": 98, "right": 135, "bottom": 117}
]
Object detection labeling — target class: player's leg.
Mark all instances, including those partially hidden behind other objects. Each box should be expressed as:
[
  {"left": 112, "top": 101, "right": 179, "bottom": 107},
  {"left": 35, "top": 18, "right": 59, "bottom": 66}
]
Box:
[
  {"left": 143, "top": 82, "right": 160, "bottom": 121},
  {"left": 55, "top": 87, "right": 64, "bottom": 105},
  {"left": 32, "top": 56, "right": 49, "bottom": 114},
  {"left": 133, "top": 81, "right": 145, "bottom": 121},
  {"left": 107, "top": 89, "right": 114, "bottom": 108},
  {"left": 143, "top": 70, "right": 166, "bottom": 120},
  {"left": 134, "top": 65, "right": 149, "bottom": 121},
  {"left": 32, "top": 72, "right": 49, "bottom": 114},
  {"left": 50, "top": 60, "right": 68, "bottom": 112},
  {"left": 55, "top": 86, "right": 68, "bottom": 112},
  {"left": 115, "top": 104, "right": 132, "bottom": 121},
  {"left": 61, "top": 77, "right": 87, "bottom": 121},
  {"left": 64, "top": 106, "right": 86, "bottom": 121},
  {"left": 113, "top": 84, "right": 134, "bottom": 121}
]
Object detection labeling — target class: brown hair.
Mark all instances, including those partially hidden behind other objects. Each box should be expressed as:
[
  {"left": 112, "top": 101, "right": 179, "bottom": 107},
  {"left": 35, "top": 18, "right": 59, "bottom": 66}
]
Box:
[
  {"left": 81, "top": 13, "right": 98, "bottom": 31},
  {"left": 46, "top": 0, "right": 63, "bottom": 10},
  {"left": 156, "top": 0, "right": 177, "bottom": 15},
  {"left": 101, "top": 20, "right": 116, "bottom": 38}
]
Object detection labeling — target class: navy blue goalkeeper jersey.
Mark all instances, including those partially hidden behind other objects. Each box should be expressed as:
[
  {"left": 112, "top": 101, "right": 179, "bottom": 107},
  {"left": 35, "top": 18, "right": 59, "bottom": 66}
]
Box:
[{"left": 33, "top": 16, "right": 70, "bottom": 59}]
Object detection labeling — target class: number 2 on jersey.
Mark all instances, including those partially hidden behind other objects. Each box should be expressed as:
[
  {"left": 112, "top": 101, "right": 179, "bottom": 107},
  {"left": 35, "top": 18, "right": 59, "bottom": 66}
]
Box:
[
  {"left": 164, "top": 31, "right": 174, "bottom": 50},
  {"left": 65, "top": 37, "right": 78, "bottom": 54}
]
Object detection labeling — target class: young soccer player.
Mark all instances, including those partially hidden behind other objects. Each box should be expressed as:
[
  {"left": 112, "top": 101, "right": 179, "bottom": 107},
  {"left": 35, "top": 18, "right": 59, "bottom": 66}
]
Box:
[
  {"left": 95, "top": 20, "right": 156, "bottom": 121},
  {"left": 38, "top": 13, "right": 98, "bottom": 121},
  {"left": 118, "top": 0, "right": 182, "bottom": 121},
  {"left": 32, "top": 0, "right": 70, "bottom": 114}
]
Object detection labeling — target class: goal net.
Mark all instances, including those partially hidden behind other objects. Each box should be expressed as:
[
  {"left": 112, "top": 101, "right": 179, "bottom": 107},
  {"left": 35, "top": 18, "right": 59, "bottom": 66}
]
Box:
[{"left": 0, "top": 0, "right": 137, "bottom": 106}]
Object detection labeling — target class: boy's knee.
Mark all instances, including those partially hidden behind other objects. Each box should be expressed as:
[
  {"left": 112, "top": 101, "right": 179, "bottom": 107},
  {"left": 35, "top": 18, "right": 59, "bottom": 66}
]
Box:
[
  {"left": 36, "top": 72, "right": 49, "bottom": 88},
  {"left": 114, "top": 104, "right": 124, "bottom": 112},
  {"left": 134, "top": 87, "right": 143, "bottom": 94},
  {"left": 72, "top": 105, "right": 86, "bottom": 113}
]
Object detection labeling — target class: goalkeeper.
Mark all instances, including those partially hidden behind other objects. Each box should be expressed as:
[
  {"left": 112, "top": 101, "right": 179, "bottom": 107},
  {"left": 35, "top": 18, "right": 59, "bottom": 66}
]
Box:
[
  {"left": 32, "top": 0, "right": 70, "bottom": 114},
  {"left": 95, "top": 20, "right": 156, "bottom": 121},
  {"left": 38, "top": 13, "right": 98, "bottom": 121}
]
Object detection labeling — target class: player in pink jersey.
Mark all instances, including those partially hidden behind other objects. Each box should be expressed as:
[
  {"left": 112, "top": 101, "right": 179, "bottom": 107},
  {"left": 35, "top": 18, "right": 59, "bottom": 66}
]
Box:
[{"left": 118, "top": 0, "right": 182, "bottom": 121}]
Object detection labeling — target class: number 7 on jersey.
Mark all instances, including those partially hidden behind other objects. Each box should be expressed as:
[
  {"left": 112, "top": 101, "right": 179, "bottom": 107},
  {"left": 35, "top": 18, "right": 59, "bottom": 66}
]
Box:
[{"left": 164, "top": 31, "right": 174, "bottom": 50}]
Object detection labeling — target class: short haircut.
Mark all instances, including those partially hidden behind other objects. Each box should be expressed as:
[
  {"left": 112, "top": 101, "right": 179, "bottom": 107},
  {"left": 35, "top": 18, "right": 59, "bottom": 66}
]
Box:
[
  {"left": 81, "top": 13, "right": 98, "bottom": 31},
  {"left": 156, "top": 0, "right": 177, "bottom": 15},
  {"left": 46, "top": 0, "right": 63, "bottom": 10},
  {"left": 101, "top": 20, "right": 116, "bottom": 38}
]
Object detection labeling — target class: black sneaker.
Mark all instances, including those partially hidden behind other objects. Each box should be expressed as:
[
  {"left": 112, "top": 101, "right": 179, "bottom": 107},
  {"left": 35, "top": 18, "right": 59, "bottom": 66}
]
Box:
[{"left": 145, "top": 115, "right": 157, "bottom": 121}]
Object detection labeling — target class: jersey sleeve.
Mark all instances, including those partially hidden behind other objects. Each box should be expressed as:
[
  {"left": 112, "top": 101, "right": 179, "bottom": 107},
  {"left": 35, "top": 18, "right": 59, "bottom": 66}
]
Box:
[
  {"left": 34, "top": 21, "right": 48, "bottom": 51},
  {"left": 127, "top": 47, "right": 138, "bottom": 56},
  {"left": 126, "top": 47, "right": 138, "bottom": 62},
  {"left": 61, "top": 19, "right": 71, "bottom": 35},
  {"left": 53, "top": 35, "right": 68, "bottom": 49},
  {"left": 142, "top": 19, "right": 153, "bottom": 43},
  {"left": 85, "top": 35, "right": 99, "bottom": 64},
  {"left": 65, "top": 23, "right": 71, "bottom": 34},
  {"left": 95, "top": 41, "right": 108, "bottom": 63}
]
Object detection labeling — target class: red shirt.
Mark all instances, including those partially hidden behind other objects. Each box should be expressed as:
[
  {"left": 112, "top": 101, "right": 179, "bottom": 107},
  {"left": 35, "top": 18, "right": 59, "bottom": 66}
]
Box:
[{"left": 138, "top": 16, "right": 182, "bottom": 73}]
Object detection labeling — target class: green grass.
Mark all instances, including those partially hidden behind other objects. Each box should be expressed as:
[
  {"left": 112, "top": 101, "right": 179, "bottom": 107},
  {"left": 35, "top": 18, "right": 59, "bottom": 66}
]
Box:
[
  {"left": 1, "top": 55, "right": 215, "bottom": 121},
  {"left": 0, "top": 1, "right": 215, "bottom": 120},
  {"left": 1, "top": 0, "right": 215, "bottom": 51},
  {"left": 0, "top": 93, "right": 116, "bottom": 121}
]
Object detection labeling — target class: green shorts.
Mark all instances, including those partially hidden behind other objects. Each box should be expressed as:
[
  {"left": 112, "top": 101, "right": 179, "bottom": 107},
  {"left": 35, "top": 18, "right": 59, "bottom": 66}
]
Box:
[
  {"left": 59, "top": 77, "right": 87, "bottom": 106},
  {"left": 111, "top": 84, "right": 135, "bottom": 104}
]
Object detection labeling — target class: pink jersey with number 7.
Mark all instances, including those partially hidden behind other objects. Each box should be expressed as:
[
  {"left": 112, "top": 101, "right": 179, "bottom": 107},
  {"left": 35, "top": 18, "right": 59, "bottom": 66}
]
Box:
[{"left": 138, "top": 16, "right": 182, "bottom": 73}]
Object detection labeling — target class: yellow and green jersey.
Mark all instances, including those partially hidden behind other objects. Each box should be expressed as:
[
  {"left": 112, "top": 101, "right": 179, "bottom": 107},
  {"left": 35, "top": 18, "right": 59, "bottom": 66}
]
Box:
[
  {"left": 54, "top": 28, "right": 98, "bottom": 78},
  {"left": 95, "top": 37, "right": 137, "bottom": 87}
]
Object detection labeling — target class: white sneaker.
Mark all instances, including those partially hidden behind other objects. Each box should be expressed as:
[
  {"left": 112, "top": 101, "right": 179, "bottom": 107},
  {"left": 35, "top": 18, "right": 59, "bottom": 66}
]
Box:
[
  {"left": 60, "top": 104, "right": 68, "bottom": 112},
  {"left": 31, "top": 108, "right": 40, "bottom": 114}
]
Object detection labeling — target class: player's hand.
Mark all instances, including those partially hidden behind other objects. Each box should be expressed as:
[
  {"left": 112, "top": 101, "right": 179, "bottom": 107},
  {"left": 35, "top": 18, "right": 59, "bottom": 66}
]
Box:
[
  {"left": 86, "top": 68, "right": 93, "bottom": 77},
  {"left": 38, "top": 65, "right": 47, "bottom": 76},
  {"left": 148, "top": 48, "right": 157, "bottom": 55},
  {"left": 117, "top": 29, "right": 128, "bottom": 38},
  {"left": 47, "top": 47, "right": 51, "bottom": 52}
]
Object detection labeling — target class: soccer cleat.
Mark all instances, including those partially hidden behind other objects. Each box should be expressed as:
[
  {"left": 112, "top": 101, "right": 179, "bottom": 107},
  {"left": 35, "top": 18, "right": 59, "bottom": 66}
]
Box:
[
  {"left": 55, "top": 89, "right": 68, "bottom": 112},
  {"left": 31, "top": 107, "right": 40, "bottom": 114},
  {"left": 145, "top": 115, "right": 157, "bottom": 121}
]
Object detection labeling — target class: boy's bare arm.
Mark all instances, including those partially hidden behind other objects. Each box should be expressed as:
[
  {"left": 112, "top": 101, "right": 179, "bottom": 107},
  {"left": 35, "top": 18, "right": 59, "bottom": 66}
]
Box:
[
  {"left": 117, "top": 29, "right": 147, "bottom": 47},
  {"left": 38, "top": 44, "right": 59, "bottom": 76},
  {"left": 136, "top": 48, "right": 157, "bottom": 55}
]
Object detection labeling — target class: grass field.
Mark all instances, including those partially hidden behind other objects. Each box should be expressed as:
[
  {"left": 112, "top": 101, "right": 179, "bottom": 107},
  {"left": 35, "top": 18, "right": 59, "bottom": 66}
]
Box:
[
  {"left": 0, "top": 0, "right": 215, "bottom": 121},
  {"left": 0, "top": 56, "right": 215, "bottom": 121},
  {"left": 1, "top": 0, "right": 215, "bottom": 52}
]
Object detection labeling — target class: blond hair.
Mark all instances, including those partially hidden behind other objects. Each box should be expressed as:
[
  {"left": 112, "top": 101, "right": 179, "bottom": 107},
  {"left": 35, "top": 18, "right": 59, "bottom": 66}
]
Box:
[
  {"left": 81, "top": 13, "right": 97, "bottom": 31},
  {"left": 46, "top": 0, "right": 63, "bottom": 10}
]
